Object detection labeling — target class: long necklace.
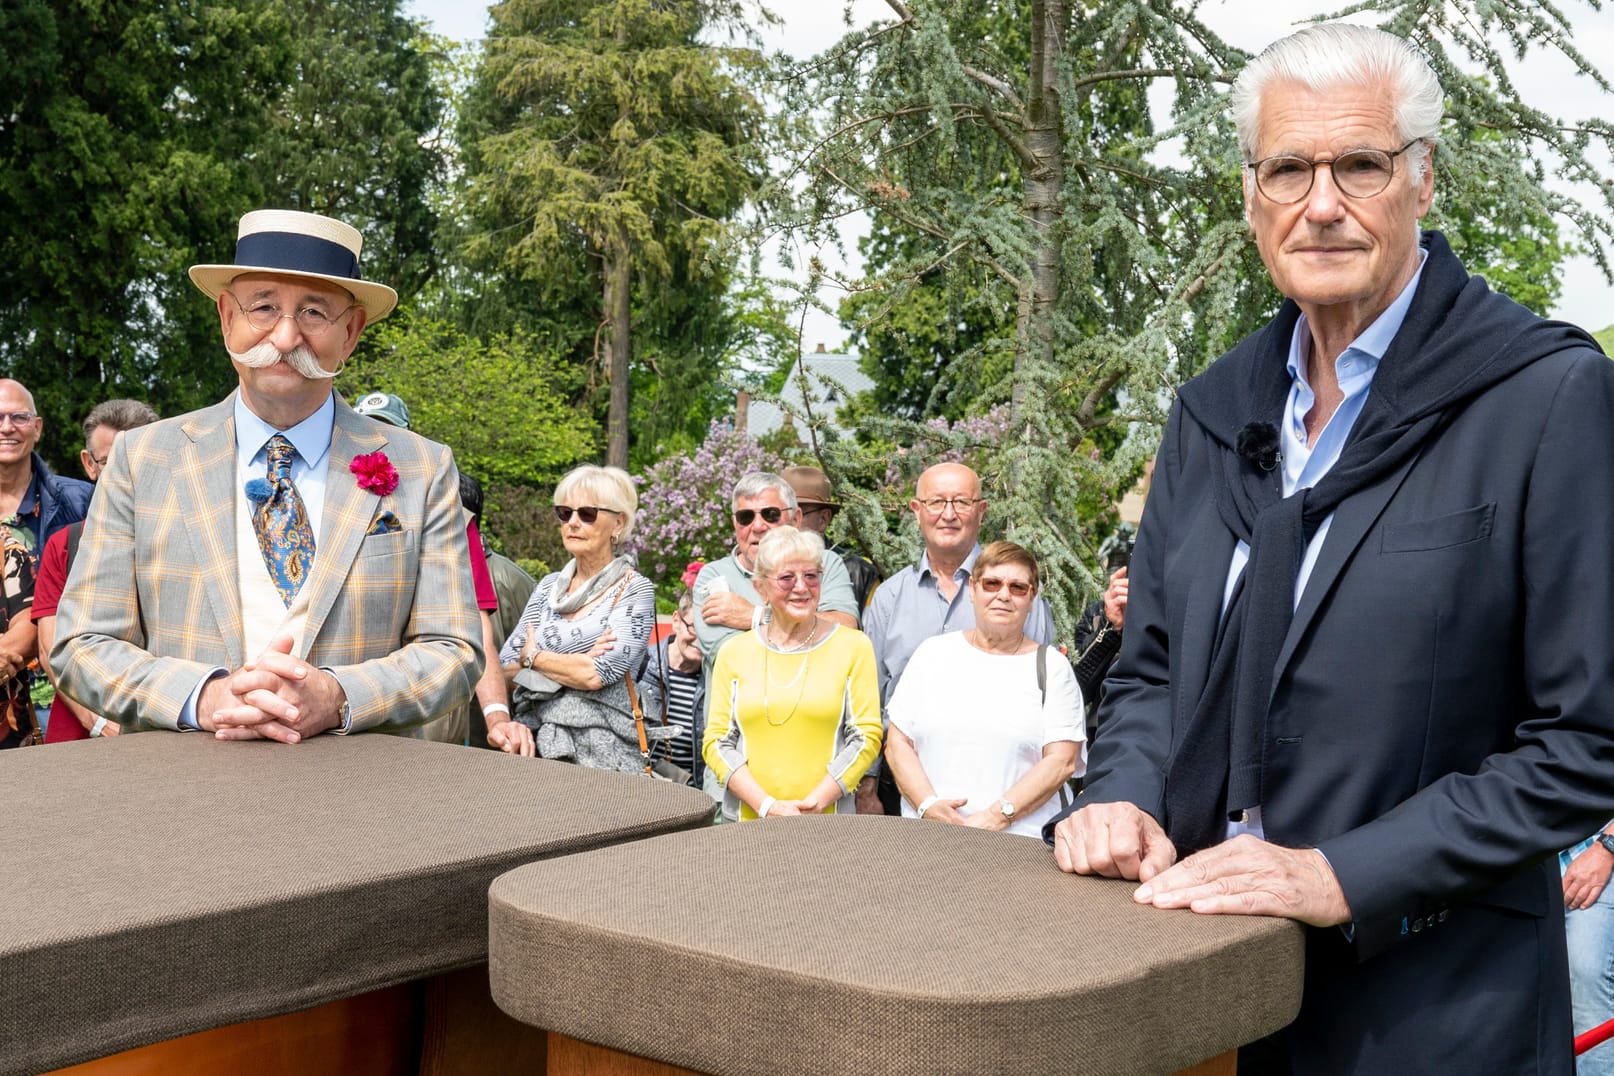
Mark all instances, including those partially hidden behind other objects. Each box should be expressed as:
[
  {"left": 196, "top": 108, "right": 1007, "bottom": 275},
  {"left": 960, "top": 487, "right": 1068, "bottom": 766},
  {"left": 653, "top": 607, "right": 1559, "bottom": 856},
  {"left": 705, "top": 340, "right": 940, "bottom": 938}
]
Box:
[
  {"left": 967, "top": 628, "right": 1027, "bottom": 656},
  {"left": 762, "top": 616, "right": 819, "bottom": 725}
]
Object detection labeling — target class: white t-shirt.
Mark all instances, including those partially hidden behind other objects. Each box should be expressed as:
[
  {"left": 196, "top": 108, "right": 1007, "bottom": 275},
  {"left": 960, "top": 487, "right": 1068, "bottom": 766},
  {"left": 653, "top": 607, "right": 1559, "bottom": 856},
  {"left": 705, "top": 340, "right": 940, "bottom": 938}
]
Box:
[{"left": 887, "top": 631, "right": 1087, "bottom": 838}]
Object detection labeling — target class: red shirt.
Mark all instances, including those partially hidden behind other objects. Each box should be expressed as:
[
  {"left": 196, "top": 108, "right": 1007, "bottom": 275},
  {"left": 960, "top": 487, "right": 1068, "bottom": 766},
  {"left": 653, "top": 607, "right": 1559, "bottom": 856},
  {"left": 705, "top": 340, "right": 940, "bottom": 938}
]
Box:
[
  {"left": 468, "top": 519, "right": 497, "bottom": 612},
  {"left": 31, "top": 528, "right": 86, "bottom": 743}
]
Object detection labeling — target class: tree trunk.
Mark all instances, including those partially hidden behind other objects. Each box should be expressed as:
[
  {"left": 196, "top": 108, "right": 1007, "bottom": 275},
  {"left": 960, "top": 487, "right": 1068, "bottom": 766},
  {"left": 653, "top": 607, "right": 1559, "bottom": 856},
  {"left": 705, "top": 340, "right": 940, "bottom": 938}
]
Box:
[
  {"left": 604, "top": 224, "right": 632, "bottom": 470},
  {"left": 1013, "top": 0, "right": 1066, "bottom": 421}
]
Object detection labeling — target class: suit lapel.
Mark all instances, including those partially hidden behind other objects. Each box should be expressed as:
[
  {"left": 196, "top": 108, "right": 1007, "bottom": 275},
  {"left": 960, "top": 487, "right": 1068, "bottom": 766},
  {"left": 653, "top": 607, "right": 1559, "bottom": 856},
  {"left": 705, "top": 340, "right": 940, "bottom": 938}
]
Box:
[
  {"left": 1270, "top": 448, "right": 1425, "bottom": 683},
  {"left": 177, "top": 397, "right": 245, "bottom": 668},
  {"left": 300, "top": 402, "right": 388, "bottom": 657}
]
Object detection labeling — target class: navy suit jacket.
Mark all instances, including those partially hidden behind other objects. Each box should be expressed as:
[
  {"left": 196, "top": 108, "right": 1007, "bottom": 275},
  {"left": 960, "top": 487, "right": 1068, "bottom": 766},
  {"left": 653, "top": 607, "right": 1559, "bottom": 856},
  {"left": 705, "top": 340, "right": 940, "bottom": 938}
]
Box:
[{"left": 1064, "top": 326, "right": 1614, "bottom": 1072}]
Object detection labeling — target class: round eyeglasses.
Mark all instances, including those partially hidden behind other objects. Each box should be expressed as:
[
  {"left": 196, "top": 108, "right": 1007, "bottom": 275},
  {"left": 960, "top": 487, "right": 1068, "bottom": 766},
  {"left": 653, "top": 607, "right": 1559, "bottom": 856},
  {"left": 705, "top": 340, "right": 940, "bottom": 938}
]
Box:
[
  {"left": 227, "top": 291, "right": 357, "bottom": 338},
  {"left": 1246, "top": 139, "right": 1423, "bottom": 204}
]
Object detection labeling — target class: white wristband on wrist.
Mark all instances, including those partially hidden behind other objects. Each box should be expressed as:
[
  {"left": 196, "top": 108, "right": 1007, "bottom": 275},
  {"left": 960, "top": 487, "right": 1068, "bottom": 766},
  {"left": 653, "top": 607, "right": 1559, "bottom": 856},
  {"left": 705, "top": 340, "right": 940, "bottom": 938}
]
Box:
[
  {"left": 917, "top": 793, "right": 942, "bottom": 818},
  {"left": 482, "top": 703, "right": 511, "bottom": 720},
  {"left": 758, "top": 795, "right": 777, "bottom": 818},
  {"left": 90, "top": 716, "right": 109, "bottom": 738}
]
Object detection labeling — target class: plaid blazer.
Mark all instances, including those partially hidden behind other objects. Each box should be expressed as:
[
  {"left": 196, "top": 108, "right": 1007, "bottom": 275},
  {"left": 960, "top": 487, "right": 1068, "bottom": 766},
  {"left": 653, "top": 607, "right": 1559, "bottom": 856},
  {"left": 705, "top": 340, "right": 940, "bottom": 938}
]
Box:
[{"left": 53, "top": 393, "right": 482, "bottom": 734}]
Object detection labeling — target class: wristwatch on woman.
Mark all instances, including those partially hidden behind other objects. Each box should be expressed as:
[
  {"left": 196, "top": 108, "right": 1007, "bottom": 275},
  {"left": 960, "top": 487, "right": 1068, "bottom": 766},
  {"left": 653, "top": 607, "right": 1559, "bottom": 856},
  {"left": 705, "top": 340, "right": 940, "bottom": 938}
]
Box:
[{"left": 998, "top": 799, "right": 1017, "bottom": 821}]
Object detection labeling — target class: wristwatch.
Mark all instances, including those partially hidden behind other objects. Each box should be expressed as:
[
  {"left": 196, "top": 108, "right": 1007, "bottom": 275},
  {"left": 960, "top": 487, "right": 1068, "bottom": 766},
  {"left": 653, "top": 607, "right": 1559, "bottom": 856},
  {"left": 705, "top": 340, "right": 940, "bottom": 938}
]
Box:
[
  {"left": 1597, "top": 833, "right": 1614, "bottom": 856},
  {"left": 998, "top": 799, "right": 1017, "bottom": 821}
]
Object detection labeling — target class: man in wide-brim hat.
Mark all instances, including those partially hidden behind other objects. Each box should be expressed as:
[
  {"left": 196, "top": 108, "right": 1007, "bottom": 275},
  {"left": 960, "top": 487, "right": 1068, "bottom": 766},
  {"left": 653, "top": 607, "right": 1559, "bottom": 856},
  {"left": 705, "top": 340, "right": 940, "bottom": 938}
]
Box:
[{"left": 53, "top": 209, "right": 483, "bottom": 742}]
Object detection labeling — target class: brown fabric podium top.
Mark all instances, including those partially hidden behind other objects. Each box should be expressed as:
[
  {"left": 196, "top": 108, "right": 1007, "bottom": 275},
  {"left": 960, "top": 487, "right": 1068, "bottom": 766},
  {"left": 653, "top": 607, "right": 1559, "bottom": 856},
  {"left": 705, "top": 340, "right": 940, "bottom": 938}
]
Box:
[
  {"left": 2, "top": 733, "right": 715, "bottom": 1076},
  {"left": 490, "top": 815, "right": 1305, "bottom": 1075}
]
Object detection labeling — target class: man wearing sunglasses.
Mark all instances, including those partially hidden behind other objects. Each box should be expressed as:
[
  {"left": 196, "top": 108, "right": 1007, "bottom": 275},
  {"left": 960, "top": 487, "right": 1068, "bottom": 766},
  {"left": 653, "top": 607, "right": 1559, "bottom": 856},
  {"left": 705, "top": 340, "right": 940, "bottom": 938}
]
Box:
[
  {"left": 1049, "top": 25, "right": 1614, "bottom": 1073},
  {"left": 690, "top": 471, "right": 859, "bottom": 694},
  {"left": 54, "top": 210, "right": 481, "bottom": 744}
]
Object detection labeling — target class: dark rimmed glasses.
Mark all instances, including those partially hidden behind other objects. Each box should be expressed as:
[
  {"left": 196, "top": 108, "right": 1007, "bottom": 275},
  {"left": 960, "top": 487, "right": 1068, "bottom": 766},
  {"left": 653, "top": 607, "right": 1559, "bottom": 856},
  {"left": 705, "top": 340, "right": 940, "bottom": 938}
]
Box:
[
  {"left": 916, "top": 496, "right": 980, "bottom": 516},
  {"left": 734, "top": 506, "right": 785, "bottom": 527},
  {"left": 554, "top": 505, "right": 621, "bottom": 525},
  {"left": 978, "top": 576, "right": 1032, "bottom": 597},
  {"left": 1246, "top": 139, "right": 1422, "bottom": 204}
]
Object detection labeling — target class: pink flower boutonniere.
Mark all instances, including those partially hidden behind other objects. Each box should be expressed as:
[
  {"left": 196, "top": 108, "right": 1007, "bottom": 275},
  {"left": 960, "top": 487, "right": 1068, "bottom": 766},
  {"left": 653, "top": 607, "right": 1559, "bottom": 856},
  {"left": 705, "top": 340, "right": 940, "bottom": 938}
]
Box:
[{"left": 351, "top": 452, "right": 399, "bottom": 497}]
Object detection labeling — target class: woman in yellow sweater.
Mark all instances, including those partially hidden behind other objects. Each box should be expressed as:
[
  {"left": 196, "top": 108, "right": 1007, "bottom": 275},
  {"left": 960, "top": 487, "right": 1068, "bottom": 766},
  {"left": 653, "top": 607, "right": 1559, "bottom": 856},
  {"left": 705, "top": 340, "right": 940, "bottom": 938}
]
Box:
[{"left": 703, "top": 526, "right": 882, "bottom": 822}]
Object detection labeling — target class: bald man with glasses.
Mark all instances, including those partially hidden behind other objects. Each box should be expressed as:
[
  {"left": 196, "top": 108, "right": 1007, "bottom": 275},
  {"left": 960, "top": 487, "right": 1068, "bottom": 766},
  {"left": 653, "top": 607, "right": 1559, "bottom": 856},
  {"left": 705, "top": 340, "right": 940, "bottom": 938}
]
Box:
[{"left": 862, "top": 462, "right": 1055, "bottom": 813}]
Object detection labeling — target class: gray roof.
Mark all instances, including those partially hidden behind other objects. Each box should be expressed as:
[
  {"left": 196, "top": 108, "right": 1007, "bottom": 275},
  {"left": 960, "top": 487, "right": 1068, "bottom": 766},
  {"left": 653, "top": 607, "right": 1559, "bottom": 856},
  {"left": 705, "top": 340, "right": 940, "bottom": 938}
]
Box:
[{"left": 746, "top": 351, "right": 875, "bottom": 437}]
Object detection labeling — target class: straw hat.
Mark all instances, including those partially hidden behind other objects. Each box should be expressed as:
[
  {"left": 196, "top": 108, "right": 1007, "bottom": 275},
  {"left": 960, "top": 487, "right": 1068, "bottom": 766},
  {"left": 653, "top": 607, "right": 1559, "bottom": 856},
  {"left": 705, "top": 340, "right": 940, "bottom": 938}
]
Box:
[{"left": 188, "top": 209, "right": 399, "bottom": 321}]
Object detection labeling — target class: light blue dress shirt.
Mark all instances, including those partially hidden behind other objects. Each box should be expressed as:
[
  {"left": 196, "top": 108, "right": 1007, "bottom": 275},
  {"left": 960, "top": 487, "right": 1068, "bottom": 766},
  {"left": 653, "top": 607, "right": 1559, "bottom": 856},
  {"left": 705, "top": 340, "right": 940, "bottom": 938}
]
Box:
[
  {"left": 1220, "top": 251, "right": 1427, "bottom": 839},
  {"left": 178, "top": 391, "right": 337, "bottom": 728}
]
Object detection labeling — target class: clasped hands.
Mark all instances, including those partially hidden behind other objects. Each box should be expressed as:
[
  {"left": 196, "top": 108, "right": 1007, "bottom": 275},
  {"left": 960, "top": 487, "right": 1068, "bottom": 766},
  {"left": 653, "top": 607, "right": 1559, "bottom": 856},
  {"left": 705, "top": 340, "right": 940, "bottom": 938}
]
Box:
[
  {"left": 1051, "top": 801, "right": 1352, "bottom": 927},
  {"left": 197, "top": 634, "right": 346, "bottom": 744}
]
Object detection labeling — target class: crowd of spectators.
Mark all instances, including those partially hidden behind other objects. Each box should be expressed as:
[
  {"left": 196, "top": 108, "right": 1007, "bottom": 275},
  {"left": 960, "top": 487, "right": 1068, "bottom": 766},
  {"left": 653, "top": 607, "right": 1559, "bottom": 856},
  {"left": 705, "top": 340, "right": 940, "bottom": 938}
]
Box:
[{"left": 14, "top": 392, "right": 1130, "bottom": 840}]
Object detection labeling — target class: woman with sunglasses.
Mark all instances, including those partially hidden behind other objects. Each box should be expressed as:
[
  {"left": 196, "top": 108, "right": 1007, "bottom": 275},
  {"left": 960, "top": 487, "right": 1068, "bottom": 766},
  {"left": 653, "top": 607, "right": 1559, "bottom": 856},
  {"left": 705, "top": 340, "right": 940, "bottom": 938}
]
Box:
[
  {"left": 491, "top": 465, "right": 655, "bottom": 759},
  {"left": 883, "top": 541, "right": 1085, "bottom": 838},
  {"left": 703, "top": 526, "right": 882, "bottom": 822}
]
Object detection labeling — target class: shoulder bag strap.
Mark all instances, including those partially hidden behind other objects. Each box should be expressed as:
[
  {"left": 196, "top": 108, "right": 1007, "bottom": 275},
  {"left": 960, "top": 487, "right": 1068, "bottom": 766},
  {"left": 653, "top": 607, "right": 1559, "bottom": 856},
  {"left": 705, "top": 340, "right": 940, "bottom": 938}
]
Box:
[{"left": 623, "top": 672, "right": 653, "bottom": 776}]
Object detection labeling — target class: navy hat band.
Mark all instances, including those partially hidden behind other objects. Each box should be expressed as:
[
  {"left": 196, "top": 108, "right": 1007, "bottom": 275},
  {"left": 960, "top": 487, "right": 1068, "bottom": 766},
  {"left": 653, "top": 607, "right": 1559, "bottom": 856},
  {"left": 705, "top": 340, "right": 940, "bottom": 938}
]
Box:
[{"left": 234, "top": 230, "right": 360, "bottom": 281}]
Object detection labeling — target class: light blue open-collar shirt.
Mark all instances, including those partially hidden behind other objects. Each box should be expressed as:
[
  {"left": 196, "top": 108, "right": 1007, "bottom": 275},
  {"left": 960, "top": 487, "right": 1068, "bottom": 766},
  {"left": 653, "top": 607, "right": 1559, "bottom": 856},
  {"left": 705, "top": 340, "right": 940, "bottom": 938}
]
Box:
[{"left": 1220, "top": 250, "right": 1427, "bottom": 840}]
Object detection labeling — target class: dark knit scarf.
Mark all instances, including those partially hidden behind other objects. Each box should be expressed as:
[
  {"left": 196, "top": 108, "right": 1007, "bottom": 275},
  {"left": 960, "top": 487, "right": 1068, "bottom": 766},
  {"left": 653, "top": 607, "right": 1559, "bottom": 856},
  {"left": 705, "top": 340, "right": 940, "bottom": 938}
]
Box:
[{"left": 1162, "top": 231, "right": 1599, "bottom": 856}]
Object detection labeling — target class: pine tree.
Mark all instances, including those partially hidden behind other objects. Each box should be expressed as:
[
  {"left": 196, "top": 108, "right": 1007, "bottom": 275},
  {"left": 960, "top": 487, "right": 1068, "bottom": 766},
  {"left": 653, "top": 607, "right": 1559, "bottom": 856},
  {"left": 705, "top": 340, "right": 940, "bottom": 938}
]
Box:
[
  {"left": 460, "top": 0, "right": 771, "bottom": 468},
  {"left": 781, "top": 0, "right": 1614, "bottom": 632}
]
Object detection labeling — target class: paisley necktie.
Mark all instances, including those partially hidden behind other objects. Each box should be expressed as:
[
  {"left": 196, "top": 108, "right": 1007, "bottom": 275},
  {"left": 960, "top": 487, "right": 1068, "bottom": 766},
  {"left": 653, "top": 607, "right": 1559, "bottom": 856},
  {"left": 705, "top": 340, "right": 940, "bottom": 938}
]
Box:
[{"left": 253, "top": 434, "right": 315, "bottom": 605}]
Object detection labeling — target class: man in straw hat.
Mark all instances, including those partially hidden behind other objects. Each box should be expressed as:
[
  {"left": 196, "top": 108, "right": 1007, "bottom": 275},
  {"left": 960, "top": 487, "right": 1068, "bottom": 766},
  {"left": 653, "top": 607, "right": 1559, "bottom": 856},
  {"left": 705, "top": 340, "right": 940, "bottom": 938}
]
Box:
[{"left": 53, "top": 210, "right": 481, "bottom": 741}]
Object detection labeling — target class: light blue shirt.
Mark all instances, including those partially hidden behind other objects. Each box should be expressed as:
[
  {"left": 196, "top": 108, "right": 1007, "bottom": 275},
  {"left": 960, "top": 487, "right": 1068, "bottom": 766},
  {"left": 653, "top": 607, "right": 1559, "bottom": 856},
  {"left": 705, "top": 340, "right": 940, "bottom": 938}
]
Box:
[
  {"left": 1221, "top": 251, "right": 1427, "bottom": 839},
  {"left": 179, "top": 391, "right": 337, "bottom": 729},
  {"left": 1222, "top": 250, "right": 1428, "bottom": 613},
  {"left": 233, "top": 392, "right": 335, "bottom": 546}
]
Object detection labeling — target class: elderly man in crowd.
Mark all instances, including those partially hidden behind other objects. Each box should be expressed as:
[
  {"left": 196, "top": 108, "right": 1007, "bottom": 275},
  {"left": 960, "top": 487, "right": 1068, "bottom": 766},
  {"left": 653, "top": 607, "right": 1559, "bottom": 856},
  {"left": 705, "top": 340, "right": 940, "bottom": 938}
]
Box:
[
  {"left": 0, "top": 378, "right": 92, "bottom": 747},
  {"left": 693, "top": 472, "right": 861, "bottom": 797},
  {"left": 863, "top": 461, "right": 1055, "bottom": 813},
  {"left": 783, "top": 465, "right": 881, "bottom": 616},
  {"left": 693, "top": 472, "right": 860, "bottom": 685},
  {"left": 1050, "top": 24, "right": 1614, "bottom": 1073},
  {"left": 55, "top": 209, "right": 481, "bottom": 740},
  {"left": 33, "top": 399, "right": 160, "bottom": 742}
]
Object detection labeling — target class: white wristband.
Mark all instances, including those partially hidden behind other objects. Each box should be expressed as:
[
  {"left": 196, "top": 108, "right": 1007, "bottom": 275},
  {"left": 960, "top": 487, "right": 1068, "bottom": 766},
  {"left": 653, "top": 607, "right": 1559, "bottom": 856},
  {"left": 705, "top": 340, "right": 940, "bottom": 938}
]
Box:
[
  {"left": 758, "top": 795, "right": 777, "bottom": 818},
  {"left": 917, "top": 793, "right": 942, "bottom": 818},
  {"left": 90, "top": 716, "right": 109, "bottom": 738},
  {"left": 482, "top": 703, "right": 511, "bottom": 720}
]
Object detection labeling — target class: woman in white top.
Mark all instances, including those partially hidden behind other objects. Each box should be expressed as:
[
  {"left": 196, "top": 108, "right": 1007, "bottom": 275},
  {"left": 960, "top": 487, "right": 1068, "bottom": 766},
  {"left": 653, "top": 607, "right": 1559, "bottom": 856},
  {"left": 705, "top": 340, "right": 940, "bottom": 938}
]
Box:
[{"left": 884, "top": 540, "right": 1086, "bottom": 839}]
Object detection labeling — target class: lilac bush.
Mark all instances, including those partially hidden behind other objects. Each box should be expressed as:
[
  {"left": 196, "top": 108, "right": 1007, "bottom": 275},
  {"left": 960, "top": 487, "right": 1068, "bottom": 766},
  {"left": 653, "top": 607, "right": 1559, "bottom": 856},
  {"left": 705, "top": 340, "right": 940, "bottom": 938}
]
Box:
[{"left": 626, "top": 420, "right": 789, "bottom": 596}]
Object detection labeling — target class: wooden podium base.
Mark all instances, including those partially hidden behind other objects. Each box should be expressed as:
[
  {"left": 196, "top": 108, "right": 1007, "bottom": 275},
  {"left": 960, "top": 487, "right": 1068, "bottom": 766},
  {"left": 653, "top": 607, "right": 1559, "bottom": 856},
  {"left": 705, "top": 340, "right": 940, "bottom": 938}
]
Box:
[{"left": 44, "top": 965, "right": 1234, "bottom": 1076}]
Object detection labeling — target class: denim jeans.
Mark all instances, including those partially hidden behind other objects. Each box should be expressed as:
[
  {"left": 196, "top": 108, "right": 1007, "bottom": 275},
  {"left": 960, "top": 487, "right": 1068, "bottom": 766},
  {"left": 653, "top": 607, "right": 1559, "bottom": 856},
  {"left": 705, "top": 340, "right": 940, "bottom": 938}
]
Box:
[{"left": 1564, "top": 837, "right": 1614, "bottom": 1076}]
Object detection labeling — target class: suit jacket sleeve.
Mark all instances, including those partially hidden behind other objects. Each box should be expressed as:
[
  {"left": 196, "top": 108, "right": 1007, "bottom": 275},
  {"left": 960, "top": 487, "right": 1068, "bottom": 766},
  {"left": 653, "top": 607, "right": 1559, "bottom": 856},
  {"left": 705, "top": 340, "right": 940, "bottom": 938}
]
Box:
[
  {"left": 1320, "top": 351, "right": 1614, "bottom": 958},
  {"left": 1047, "top": 403, "right": 1185, "bottom": 831},
  {"left": 52, "top": 432, "right": 215, "bottom": 730},
  {"left": 329, "top": 443, "right": 481, "bottom": 734}
]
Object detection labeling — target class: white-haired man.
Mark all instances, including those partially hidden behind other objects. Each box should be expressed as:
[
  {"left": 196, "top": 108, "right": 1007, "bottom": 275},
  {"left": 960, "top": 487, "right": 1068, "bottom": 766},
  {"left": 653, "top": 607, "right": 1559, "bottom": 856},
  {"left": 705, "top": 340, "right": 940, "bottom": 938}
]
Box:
[
  {"left": 55, "top": 210, "right": 481, "bottom": 741},
  {"left": 1050, "top": 24, "right": 1614, "bottom": 1073}
]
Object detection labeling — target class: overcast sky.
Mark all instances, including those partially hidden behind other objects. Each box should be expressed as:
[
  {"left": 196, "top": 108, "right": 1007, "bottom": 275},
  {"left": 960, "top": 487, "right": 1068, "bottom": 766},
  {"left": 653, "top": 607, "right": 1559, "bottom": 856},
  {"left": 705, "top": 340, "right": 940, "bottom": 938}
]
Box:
[{"left": 406, "top": 0, "right": 1614, "bottom": 340}]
